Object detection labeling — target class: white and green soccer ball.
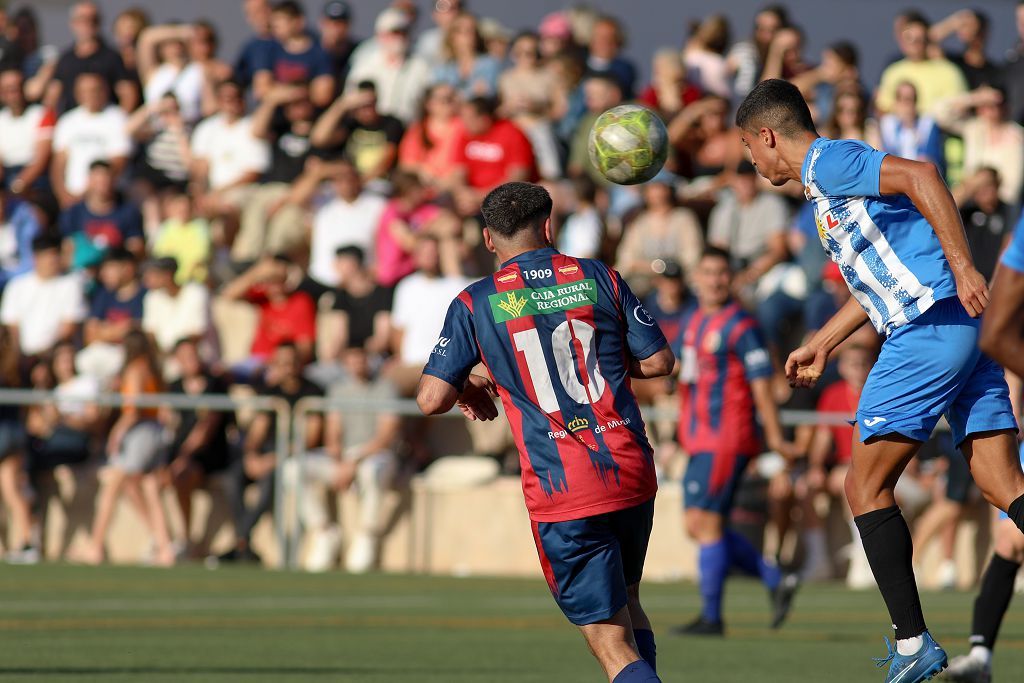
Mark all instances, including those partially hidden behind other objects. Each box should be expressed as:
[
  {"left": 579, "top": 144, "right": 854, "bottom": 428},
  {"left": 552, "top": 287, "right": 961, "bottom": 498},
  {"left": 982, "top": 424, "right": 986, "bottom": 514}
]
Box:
[{"left": 587, "top": 104, "right": 668, "bottom": 185}]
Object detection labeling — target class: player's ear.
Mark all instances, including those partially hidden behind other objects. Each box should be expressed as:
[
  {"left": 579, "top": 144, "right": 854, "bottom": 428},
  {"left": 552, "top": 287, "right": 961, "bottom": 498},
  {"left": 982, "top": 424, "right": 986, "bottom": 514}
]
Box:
[
  {"left": 762, "top": 127, "right": 777, "bottom": 148},
  {"left": 543, "top": 217, "right": 553, "bottom": 246},
  {"left": 482, "top": 227, "right": 496, "bottom": 254}
]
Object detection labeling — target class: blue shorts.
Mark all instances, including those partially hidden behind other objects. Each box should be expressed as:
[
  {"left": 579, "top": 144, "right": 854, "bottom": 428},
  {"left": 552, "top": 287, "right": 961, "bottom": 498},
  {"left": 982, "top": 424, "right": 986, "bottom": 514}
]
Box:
[
  {"left": 683, "top": 452, "right": 752, "bottom": 514},
  {"left": 858, "top": 297, "right": 1018, "bottom": 447},
  {"left": 531, "top": 498, "right": 654, "bottom": 626},
  {"left": 998, "top": 443, "right": 1024, "bottom": 521}
]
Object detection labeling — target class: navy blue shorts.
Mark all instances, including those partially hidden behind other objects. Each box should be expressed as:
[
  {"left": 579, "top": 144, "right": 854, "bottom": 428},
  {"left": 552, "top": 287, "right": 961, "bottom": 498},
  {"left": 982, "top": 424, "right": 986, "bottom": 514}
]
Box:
[
  {"left": 683, "top": 452, "right": 752, "bottom": 515},
  {"left": 531, "top": 498, "right": 655, "bottom": 626}
]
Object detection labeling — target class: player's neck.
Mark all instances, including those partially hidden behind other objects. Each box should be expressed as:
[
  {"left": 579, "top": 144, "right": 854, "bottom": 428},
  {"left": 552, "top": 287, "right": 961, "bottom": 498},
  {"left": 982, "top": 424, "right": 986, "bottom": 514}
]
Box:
[
  {"left": 781, "top": 131, "right": 821, "bottom": 183},
  {"left": 495, "top": 241, "right": 554, "bottom": 266}
]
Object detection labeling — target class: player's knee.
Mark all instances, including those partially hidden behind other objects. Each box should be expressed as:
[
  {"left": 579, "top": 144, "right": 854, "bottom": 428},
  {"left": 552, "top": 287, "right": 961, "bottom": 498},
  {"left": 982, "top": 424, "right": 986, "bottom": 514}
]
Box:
[{"left": 995, "top": 521, "right": 1024, "bottom": 563}]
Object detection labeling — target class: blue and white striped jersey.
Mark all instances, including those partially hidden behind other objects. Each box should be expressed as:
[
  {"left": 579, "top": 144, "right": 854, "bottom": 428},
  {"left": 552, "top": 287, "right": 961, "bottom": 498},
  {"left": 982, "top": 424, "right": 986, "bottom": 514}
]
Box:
[
  {"left": 1003, "top": 212, "right": 1024, "bottom": 274},
  {"left": 802, "top": 137, "right": 958, "bottom": 335}
]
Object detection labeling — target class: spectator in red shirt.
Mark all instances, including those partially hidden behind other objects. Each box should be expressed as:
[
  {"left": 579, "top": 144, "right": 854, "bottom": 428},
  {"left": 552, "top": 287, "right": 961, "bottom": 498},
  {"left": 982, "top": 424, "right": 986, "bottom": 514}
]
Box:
[
  {"left": 221, "top": 255, "right": 316, "bottom": 372},
  {"left": 449, "top": 96, "right": 536, "bottom": 215}
]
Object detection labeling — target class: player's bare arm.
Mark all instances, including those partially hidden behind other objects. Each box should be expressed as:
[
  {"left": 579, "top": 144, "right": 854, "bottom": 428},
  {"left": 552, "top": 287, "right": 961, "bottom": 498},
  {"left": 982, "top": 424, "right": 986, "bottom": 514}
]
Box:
[
  {"left": 785, "top": 298, "right": 868, "bottom": 388},
  {"left": 979, "top": 264, "right": 1024, "bottom": 378},
  {"left": 628, "top": 345, "right": 675, "bottom": 380},
  {"left": 750, "top": 376, "right": 796, "bottom": 458},
  {"left": 878, "top": 155, "right": 990, "bottom": 317},
  {"left": 416, "top": 373, "right": 499, "bottom": 421}
]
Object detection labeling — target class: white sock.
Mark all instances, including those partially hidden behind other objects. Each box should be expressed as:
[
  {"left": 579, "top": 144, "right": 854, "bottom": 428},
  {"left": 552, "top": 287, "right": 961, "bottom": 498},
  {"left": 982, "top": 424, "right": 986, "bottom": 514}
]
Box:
[
  {"left": 969, "top": 645, "right": 992, "bottom": 666},
  {"left": 896, "top": 635, "right": 924, "bottom": 656}
]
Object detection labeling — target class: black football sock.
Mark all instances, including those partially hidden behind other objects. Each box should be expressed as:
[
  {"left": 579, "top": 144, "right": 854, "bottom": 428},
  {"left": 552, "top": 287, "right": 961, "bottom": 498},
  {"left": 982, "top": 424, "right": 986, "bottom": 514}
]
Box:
[
  {"left": 1008, "top": 494, "right": 1024, "bottom": 533},
  {"left": 969, "top": 553, "right": 1021, "bottom": 651},
  {"left": 854, "top": 505, "right": 927, "bottom": 641}
]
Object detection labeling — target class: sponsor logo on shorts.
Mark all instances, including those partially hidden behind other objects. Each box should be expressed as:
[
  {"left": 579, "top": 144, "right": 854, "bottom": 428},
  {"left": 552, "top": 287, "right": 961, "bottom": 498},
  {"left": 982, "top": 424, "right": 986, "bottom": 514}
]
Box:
[{"left": 864, "top": 416, "right": 887, "bottom": 427}]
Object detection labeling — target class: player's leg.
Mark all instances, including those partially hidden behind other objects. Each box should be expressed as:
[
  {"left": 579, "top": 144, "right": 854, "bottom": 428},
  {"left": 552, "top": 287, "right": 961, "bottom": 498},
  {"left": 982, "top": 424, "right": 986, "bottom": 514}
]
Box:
[
  {"left": 611, "top": 499, "right": 657, "bottom": 672},
  {"left": 579, "top": 608, "right": 659, "bottom": 682}
]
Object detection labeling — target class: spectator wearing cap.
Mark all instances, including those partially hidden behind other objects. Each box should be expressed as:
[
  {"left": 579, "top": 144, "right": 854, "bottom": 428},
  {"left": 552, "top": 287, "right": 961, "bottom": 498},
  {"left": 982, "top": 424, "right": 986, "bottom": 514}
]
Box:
[
  {"left": 141, "top": 256, "right": 212, "bottom": 355},
  {"left": 320, "top": 1, "right": 360, "bottom": 86},
  {"left": 189, "top": 79, "right": 270, "bottom": 250},
  {"left": 46, "top": 1, "right": 138, "bottom": 115},
  {"left": 151, "top": 190, "right": 211, "bottom": 285},
  {"left": 0, "top": 190, "right": 43, "bottom": 292},
  {"left": 0, "top": 234, "right": 86, "bottom": 358},
  {"left": 77, "top": 248, "right": 146, "bottom": 383},
  {"left": 345, "top": 8, "right": 431, "bottom": 123},
  {"left": 584, "top": 15, "right": 636, "bottom": 100},
  {"left": 538, "top": 12, "right": 574, "bottom": 62},
  {"left": 254, "top": 1, "right": 334, "bottom": 108},
  {"left": 310, "top": 80, "right": 404, "bottom": 185},
  {"left": 51, "top": 73, "right": 131, "bottom": 209},
  {"left": 615, "top": 172, "right": 703, "bottom": 295},
  {"left": 875, "top": 14, "right": 967, "bottom": 117},
  {"left": 0, "top": 68, "right": 55, "bottom": 197},
  {"left": 59, "top": 161, "right": 144, "bottom": 270},
  {"left": 433, "top": 12, "right": 501, "bottom": 100},
  {"left": 414, "top": 0, "right": 463, "bottom": 68},
  {"left": 707, "top": 160, "right": 790, "bottom": 298}
]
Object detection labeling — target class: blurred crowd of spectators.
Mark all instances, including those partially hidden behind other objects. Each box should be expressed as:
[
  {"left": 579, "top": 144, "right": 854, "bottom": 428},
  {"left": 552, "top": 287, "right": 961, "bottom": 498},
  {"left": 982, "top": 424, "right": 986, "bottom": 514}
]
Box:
[{"left": 0, "top": 0, "right": 1021, "bottom": 578}]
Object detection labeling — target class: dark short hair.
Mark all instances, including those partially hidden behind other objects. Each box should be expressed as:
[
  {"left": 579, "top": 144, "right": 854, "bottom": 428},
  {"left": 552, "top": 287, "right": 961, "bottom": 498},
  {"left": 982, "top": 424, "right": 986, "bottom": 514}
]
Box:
[
  {"left": 216, "top": 78, "right": 243, "bottom": 94},
  {"left": 88, "top": 159, "right": 112, "bottom": 172},
  {"left": 735, "top": 78, "right": 817, "bottom": 136},
  {"left": 31, "top": 234, "right": 62, "bottom": 253},
  {"left": 464, "top": 95, "right": 497, "bottom": 118},
  {"left": 481, "top": 182, "right": 553, "bottom": 239},
  {"left": 829, "top": 41, "right": 858, "bottom": 68},
  {"left": 700, "top": 245, "right": 732, "bottom": 267},
  {"left": 103, "top": 246, "right": 134, "bottom": 263},
  {"left": 272, "top": 0, "right": 304, "bottom": 18},
  {"left": 355, "top": 79, "right": 376, "bottom": 93},
  {"left": 335, "top": 245, "right": 365, "bottom": 265}
]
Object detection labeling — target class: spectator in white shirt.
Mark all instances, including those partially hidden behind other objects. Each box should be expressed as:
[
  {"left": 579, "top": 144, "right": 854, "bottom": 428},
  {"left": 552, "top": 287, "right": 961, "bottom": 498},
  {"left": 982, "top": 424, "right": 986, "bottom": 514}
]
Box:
[
  {"left": 0, "top": 234, "right": 86, "bottom": 357},
  {"left": 0, "top": 69, "right": 55, "bottom": 196},
  {"left": 190, "top": 79, "right": 270, "bottom": 251},
  {"left": 141, "top": 256, "right": 211, "bottom": 355},
  {"left": 50, "top": 72, "right": 131, "bottom": 208},
  {"left": 345, "top": 8, "right": 431, "bottom": 124},
  {"left": 308, "top": 161, "right": 386, "bottom": 286}
]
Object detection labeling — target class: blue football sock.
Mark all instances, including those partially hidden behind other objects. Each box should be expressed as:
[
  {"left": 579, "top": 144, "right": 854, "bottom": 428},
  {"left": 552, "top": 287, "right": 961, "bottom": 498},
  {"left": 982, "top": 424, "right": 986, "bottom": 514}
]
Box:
[
  {"left": 725, "top": 528, "right": 780, "bottom": 591},
  {"left": 612, "top": 659, "right": 661, "bottom": 682},
  {"left": 698, "top": 539, "right": 729, "bottom": 622},
  {"left": 633, "top": 629, "right": 656, "bottom": 672}
]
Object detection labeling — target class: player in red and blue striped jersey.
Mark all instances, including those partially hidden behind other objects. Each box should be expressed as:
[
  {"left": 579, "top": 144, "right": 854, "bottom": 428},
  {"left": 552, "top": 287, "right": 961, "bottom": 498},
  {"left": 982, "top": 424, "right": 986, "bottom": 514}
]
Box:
[
  {"left": 672, "top": 246, "right": 800, "bottom": 637},
  {"left": 417, "top": 182, "right": 674, "bottom": 683}
]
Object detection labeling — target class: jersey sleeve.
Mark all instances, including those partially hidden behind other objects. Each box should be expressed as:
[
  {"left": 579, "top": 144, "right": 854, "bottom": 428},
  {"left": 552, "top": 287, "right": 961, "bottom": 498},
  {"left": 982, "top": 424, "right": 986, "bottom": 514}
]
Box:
[
  {"left": 812, "top": 140, "right": 887, "bottom": 198},
  {"left": 421, "top": 296, "right": 480, "bottom": 389},
  {"left": 732, "top": 322, "right": 773, "bottom": 381},
  {"left": 1001, "top": 213, "right": 1024, "bottom": 274},
  {"left": 613, "top": 270, "right": 668, "bottom": 360}
]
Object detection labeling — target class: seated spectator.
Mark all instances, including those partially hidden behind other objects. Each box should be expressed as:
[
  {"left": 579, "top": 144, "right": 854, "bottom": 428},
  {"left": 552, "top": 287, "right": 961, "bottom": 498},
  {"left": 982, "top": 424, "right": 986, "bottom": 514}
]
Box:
[
  {"left": 310, "top": 80, "right": 403, "bottom": 184},
  {"left": 388, "top": 235, "right": 470, "bottom": 395},
  {"left": 319, "top": 1, "right": 360, "bottom": 85},
  {"left": 190, "top": 79, "right": 270, "bottom": 250},
  {"left": 47, "top": 1, "right": 138, "bottom": 114},
  {"left": 638, "top": 49, "right": 702, "bottom": 120},
  {"left": 59, "top": 161, "right": 144, "bottom": 269},
  {"left": 0, "top": 235, "right": 85, "bottom": 358},
  {"left": 615, "top": 174, "right": 703, "bottom": 294},
  {"left": 150, "top": 190, "right": 211, "bottom": 285},
  {"left": 557, "top": 176, "right": 603, "bottom": 260},
  {"left": 164, "top": 338, "right": 234, "bottom": 557},
  {"left": 82, "top": 331, "right": 173, "bottom": 567},
  {"left": 51, "top": 73, "right": 131, "bottom": 208},
  {"left": 345, "top": 8, "right": 431, "bottom": 124},
  {"left": 450, "top": 96, "right": 537, "bottom": 214},
  {"left": 433, "top": 12, "right": 501, "bottom": 100},
  {"left": 706, "top": 161, "right": 790, "bottom": 297},
  {"left": 0, "top": 68, "right": 55, "bottom": 196},
  {"left": 234, "top": 0, "right": 276, "bottom": 90},
  {"left": 255, "top": 1, "right": 334, "bottom": 108},
  {"left": 317, "top": 246, "right": 393, "bottom": 369},
  {"left": 308, "top": 161, "right": 386, "bottom": 287},
  {"left": 414, "top": 0, "right": 462, "bottom": 68},
  {"left": 234, "top": 83, "right": 317, "bottom": 264},
  {"left": 585, "top": 15, "right": 636, "bottom": 99},
  {"left": 496, "top": 33, "right": 561, "bottom": 180},
  {"left": 0, "top": 326, "right": 33, "bottom": 563},
  {"left": 728, "top": 5, "right": 788, "bottom": 98},
  {"left": 759, "top": 25, "right": 809, "bottom": 82},
  {"left": 141, "top": 256, "right": 211, "bottom": 355},
  {"left": 398, "top": 83, "right": 462, "bottom": 187},
  {"left": 537, "top": 11, "right": 573, "bottom": 62},
  {"left": 78, "top": 248, "right": 145, "bottom": 383},
  {"left": 878, "top": 81, "right": 945, "bottom": 175},
  {"left": 790, "top": 41, "right": 862, "bottom": 123},
  {"left": 667, "top": 95, "right": 742, "bottom": 191},
  {"left": 682, "top": 14, "right": 732, "bottom": 99},
  {"left": 297, "top": 346, "right": 400, "bottom": 572},
  {"left": 221, "top": 256, "right": 317, "bottom": 370},
  {"left": 955, "top": 167, "right": 1014, "bottom": 281},
  {"left": 0, "top": 192, "right": 43, "bottom": 292},
  {"left": 111, "top": 7, "right": 148, "bottom": 85},
  {"left": 126, "top": 93, "right": 192, "bottom": 199},
  {"left": 875, "top": 15, "right": 967, "bottom": 117},
  {"left": 549, "top": 52, "right": 587, "bottom": 150},
  {"left": 929, "top": 9, "right": 1002, "bottom": 91},
  {"left": 220, "top": 342, "right": 322, "bottom": 565},
  {"left": 568, "top": 75, "right": 622, "bottom": 187},
  {"left": 818, "top": 85, "right": 881, "bottom": 147},
  {"left": 375, "top": 172, "right": 445, "bottom": 288}
]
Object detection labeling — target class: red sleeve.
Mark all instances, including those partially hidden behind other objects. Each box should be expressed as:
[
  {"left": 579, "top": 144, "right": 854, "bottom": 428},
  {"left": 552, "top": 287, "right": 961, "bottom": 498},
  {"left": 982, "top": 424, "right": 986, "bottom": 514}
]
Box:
[
  {"left": 638, "top": 85, "right": 658, "bottom": 109},
  {"left": 245, "top": 286, "right": 269, "bottom": 306},
  {"left": 398, "top": 124, "right": 425, "bottom": 166},
  {"left": 37, "top": 108, "right": 57, "bottom": 139},
  {"left": 291, "top": 293, "right": 317, "bottom": 342},
  {"left": 450, "top": 127, "right": 469, "bottom": 168},
  {"left": 816, "top": 382, "right": 844, "bottom": 412}
]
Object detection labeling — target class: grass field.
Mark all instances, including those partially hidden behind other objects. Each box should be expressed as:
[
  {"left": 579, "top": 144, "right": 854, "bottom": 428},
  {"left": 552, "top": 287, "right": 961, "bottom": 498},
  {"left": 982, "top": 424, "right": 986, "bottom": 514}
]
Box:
[{"left": 0, "top": 565, "right": 1022, "bottom": 682}]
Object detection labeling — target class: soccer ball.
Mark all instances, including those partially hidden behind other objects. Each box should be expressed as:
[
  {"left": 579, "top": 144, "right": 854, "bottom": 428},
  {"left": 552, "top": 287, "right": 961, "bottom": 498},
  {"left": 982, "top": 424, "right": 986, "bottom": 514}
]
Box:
[{"left": 588, "top": 104, "right": 668, "bottom": 185}]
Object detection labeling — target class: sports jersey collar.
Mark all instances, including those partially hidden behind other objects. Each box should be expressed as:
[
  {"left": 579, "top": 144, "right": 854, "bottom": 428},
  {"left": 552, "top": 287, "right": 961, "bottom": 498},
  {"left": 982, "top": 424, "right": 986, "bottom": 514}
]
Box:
[
  {"left": 500, "top": 246, "right": 560, "bottom": 269},
  {"left": 801, "top": 136, "right": 825, "bottom": 186}
]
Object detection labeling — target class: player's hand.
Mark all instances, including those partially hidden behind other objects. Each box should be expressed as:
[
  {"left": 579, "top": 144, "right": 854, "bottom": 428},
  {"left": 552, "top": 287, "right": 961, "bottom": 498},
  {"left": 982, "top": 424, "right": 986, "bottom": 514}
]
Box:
[
  {"left": 806, "top": 466, "right": 826, "bottom": 493},
  {"left": 955, "top": 267, "right": 990, "bottom": 318},
  {"left": 785, "top": 344, "right": 828, "bottom": 389},
  {"left": 456, "top": 374, "right": 499, "bottom": 421}
]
